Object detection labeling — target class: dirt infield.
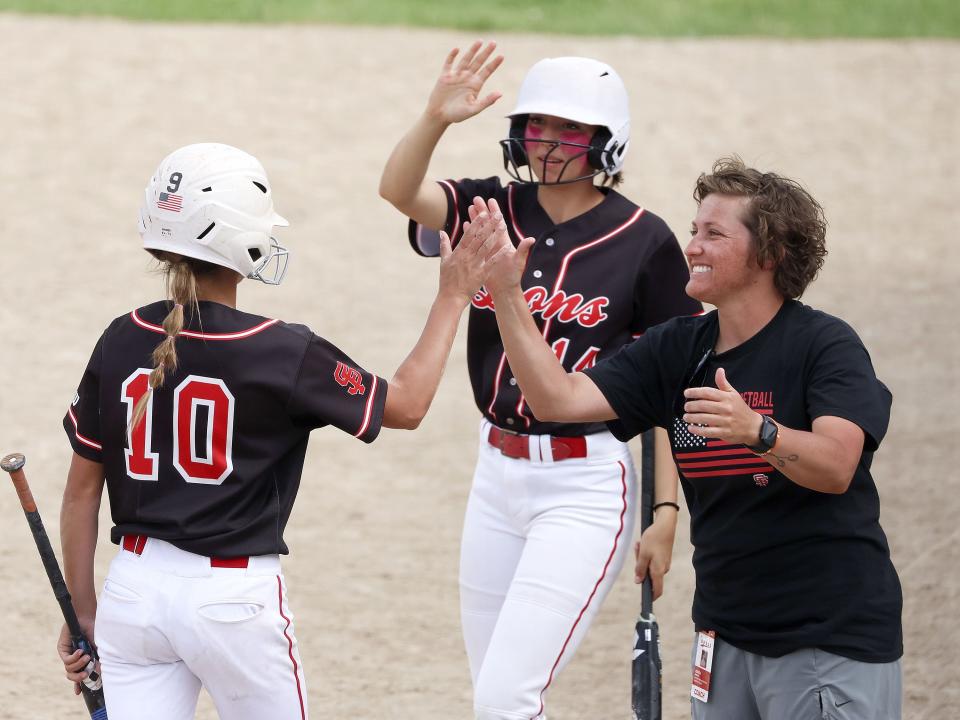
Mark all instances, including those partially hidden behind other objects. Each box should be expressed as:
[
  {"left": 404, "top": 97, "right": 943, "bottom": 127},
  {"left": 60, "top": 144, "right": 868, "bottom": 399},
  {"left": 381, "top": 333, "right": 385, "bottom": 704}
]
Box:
[{"left": 0, "top": 14, "right": 955, "bottom": 719}]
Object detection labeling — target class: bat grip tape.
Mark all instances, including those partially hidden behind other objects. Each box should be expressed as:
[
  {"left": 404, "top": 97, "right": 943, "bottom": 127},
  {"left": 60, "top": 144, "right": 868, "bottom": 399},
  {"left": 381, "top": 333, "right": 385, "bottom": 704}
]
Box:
[{"left": 25, "top": 511, "right": 88, "bottom": 640}]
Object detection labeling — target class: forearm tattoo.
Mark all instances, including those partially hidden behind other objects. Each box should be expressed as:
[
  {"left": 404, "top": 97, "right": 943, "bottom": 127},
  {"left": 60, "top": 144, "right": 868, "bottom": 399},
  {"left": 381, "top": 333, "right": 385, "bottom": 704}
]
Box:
[{"left": 767, "top": 450, "right": 798, "bottom": 468}]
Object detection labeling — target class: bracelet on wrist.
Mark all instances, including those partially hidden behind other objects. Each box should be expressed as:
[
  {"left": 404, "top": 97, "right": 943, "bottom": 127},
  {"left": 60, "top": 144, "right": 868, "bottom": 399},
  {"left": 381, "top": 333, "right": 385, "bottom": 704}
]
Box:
[{"left": 653, "top": 501, "right": 680, "bottom": 513}]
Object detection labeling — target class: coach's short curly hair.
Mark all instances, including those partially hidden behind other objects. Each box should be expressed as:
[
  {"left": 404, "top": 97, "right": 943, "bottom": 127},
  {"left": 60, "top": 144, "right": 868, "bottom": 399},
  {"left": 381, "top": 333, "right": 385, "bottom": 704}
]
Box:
[{"left": 694, "top": 157, "right": 827, "bottom": 299}]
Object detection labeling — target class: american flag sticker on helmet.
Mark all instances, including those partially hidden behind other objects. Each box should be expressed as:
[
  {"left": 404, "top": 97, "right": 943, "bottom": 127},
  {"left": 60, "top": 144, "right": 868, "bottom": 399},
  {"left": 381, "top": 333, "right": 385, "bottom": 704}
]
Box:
[{"left": 158, "top": 192, "right": 183, "bottom": 212}]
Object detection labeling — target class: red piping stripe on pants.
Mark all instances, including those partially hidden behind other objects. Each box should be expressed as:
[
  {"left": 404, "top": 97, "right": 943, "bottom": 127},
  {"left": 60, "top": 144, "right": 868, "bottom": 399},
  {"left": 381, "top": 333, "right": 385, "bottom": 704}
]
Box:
[
  {"left": 532, "top": 460, "right": 629, "bottom": 719},
  {"left": 277, "top": 575, "right": 307, "bottom": 720}
]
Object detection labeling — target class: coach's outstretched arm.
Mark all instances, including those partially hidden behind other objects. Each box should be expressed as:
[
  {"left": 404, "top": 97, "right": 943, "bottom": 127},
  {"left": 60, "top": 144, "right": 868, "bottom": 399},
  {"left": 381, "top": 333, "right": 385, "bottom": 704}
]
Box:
[
  {"left": 479, "top": 205, "right": 616, "bottom": 424},
  {"left": 379, "top": 41, "right": 503, "bottom": 230},
  {"left": 382, "top": 199, "right": 507, "bottom": 429}
]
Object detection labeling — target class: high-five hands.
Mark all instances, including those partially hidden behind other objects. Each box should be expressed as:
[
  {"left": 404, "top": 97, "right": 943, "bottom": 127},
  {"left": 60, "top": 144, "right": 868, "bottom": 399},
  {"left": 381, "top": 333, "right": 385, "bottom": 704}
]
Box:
[
  {"left": 461, "top": 197, "right": 535, "bottom": 296},
  {"left": 682, "top": 367, "right": 763, "bottom": 445},
  {"left": 426, "top": 41, "right": 504, "bottom": 124},
  {"left": 439, "top": 197, "right": 513, "bottom": 299}
]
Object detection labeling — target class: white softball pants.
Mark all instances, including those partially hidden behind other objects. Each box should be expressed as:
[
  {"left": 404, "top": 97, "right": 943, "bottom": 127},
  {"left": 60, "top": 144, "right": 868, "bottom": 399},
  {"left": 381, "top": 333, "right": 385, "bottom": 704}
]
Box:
[
  {"left": 460, "top": 419, "right": 637, "bottom": 720},
  {"left": 94, "top": 538, "right": 308, "bottom": 720}
]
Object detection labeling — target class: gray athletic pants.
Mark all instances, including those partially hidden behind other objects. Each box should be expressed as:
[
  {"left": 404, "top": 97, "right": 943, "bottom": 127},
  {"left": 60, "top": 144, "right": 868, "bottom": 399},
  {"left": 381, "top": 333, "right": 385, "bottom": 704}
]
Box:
[{"left": 690, "top": 635, "right": 902, "bottom": 720}]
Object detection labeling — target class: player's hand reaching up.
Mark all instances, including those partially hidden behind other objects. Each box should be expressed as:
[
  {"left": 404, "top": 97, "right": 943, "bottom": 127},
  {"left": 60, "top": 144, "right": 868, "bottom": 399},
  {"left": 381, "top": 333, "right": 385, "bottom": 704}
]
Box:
[
  {"left": 426, "top": 41, "right": 504, "bottom": 124},
  {"left": 470, "top": 199, "right": 534, "bottom": 297},
  {"left": 438, "top": 196, "right": 510, "bottom": 302},
  {"left": 385, "top": 197, "right": 510, "bottom": 430}
]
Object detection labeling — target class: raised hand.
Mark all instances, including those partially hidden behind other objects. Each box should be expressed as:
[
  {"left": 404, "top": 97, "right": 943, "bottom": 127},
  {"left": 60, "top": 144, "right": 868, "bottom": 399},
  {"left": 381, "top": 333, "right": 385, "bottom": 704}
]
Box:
[
  {"left": 470, "top": 199, "right": 533, "bottom": 297},
  {"left": 438, "top": 196, "right": 511, "bottom": 300},
  {"left": 426, "top": 41, "right": 504, "bottom": 124}
]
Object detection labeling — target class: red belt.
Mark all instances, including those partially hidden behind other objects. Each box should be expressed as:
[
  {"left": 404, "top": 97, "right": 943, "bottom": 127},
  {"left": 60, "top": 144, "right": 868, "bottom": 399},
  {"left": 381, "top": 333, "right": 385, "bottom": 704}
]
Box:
[
  {"left": 121, "top": 534, "right": 249, "bottom": 569},
  {"left": 487, "top": 425, "right": 588, "bottom": 461}
]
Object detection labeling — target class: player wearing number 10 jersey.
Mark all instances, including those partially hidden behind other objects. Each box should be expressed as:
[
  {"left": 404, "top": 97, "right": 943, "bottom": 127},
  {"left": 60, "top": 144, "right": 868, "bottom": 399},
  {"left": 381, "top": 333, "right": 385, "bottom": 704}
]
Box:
[
  {"left": 57, "top": 143, "right": 496, "bottom": 720},
  {"left": 66, "top": 300, "right": 382, "bottom": 557}
]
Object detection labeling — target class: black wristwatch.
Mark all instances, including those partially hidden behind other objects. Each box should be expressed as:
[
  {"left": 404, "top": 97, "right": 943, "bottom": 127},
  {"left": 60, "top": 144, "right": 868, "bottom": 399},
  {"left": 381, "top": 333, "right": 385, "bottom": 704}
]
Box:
[{"left": 747, "top": 415, "right": 779, "bottom": 454}]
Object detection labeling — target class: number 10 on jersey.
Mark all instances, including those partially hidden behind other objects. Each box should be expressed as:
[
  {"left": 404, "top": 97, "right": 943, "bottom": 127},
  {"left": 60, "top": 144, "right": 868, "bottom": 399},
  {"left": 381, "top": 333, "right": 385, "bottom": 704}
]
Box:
[{"left": 121, "top": 369, "right": 235, "bottom": 485}]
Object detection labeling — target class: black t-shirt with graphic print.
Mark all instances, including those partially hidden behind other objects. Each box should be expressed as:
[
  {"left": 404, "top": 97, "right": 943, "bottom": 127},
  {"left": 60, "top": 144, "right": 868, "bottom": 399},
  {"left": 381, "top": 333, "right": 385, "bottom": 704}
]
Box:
[
  {"left": 584, "top": 300, "right": 902, "bottom": 662},
  {"left": 64, "top": 300, "right": 387, "bottom": 558},
  {"left": 408, "top": 176, "right": 701, "bottom": 436}
]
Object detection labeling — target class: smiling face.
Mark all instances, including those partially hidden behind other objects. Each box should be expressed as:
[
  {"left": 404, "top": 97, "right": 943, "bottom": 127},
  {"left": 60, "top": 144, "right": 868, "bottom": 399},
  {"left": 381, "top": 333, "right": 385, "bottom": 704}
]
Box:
[
  {"left": 685, "top": 193, "right": 773, "bottom": 306},
  {"left": 524, "top": 114, "right": 598, "bottom": 184}
]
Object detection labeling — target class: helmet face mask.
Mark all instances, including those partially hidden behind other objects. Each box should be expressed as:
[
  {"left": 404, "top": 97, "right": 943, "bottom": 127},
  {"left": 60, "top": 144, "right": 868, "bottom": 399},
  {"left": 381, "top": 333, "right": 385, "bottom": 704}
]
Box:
[
  {"left": 501, "top": 57, "right": 631, "bottom": 186},
  {"left": 247, "top": 236, "right": 289, "bottom": 286},
  {"left": 139, "top": 143, "right": 290, "bottom": 284},
  {"left": 500, "top": 134, "right": 599, "bottom": 185}
]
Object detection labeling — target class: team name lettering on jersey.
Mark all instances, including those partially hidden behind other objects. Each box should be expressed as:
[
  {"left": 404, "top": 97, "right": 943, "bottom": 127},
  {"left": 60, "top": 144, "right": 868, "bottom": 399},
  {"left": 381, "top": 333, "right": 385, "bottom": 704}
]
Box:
[
  {"left": 334, "top": 361, "right": 366, "bottom": 396},
  {"left": 472, "top": 286, "right": 609, "bottom": 327}
]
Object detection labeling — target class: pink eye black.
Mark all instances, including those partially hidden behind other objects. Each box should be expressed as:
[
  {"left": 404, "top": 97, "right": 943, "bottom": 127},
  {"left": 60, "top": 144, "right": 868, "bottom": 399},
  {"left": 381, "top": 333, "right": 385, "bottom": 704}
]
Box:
[{"left": 559, "top": 131, "right": 591, "bottom": 145}]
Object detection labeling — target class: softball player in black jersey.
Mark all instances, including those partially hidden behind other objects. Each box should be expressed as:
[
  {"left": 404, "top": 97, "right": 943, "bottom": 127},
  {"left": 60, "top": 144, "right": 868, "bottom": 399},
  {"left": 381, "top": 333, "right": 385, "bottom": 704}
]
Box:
[
  {"left": 56, "top": 143, "right": 503, "bottom": 720},
  {"left": 381, "top": 43, "right": 701, "bottom": 719}
]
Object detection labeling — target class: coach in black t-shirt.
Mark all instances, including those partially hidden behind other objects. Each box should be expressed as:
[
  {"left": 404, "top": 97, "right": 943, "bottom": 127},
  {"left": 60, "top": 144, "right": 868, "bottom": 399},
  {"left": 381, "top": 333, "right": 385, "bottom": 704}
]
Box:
[{"left": 474, "top": 157, "right": 902, "bottom": 720}]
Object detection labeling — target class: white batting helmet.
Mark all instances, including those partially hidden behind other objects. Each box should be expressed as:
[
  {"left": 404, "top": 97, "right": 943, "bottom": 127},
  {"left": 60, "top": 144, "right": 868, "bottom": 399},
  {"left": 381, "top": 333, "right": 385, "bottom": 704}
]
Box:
[
  {"left": 138, "top": 143, "right": 290, "bottom": 284},
  {"left": 501, "top": 57, "right": 631, "bottom": 184}
]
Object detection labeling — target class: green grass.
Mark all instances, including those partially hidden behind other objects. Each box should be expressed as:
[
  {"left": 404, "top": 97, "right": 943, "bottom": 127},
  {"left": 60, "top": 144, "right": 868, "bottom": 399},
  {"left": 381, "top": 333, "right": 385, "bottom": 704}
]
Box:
[{"left": 1, "top": 0, "right": 958, "bottom": 37}]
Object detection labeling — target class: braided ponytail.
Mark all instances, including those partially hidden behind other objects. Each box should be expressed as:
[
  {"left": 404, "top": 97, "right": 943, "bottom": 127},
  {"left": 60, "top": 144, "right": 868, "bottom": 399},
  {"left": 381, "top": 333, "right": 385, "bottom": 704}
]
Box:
[{"left": 130, "top": 255, "right": 200, "bottom": 430}]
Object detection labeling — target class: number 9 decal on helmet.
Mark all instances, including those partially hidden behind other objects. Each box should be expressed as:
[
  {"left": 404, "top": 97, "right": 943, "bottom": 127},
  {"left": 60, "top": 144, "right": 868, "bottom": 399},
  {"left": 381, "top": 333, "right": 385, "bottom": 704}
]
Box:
[
  {"left": 138, "top": 143, "right": 291, "bottom": 285},
  {"left": 500, "top": 57, "right": 631, "bottom": 186}
]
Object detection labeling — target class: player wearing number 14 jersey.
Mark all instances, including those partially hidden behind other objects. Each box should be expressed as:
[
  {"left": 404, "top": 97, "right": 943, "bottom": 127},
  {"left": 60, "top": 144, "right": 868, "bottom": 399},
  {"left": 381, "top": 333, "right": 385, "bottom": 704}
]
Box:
[
  {"left": 380, "top": 45, "right": 701, "bottom": 718},
  {"left": 57, "top": 143, "right": 495, "bottom": 720}
]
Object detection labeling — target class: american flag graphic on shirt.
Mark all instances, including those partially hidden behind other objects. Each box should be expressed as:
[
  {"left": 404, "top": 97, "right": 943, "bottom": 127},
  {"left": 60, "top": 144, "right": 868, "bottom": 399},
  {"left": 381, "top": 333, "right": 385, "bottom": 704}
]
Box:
[
  {"left": 672, "top": 407, "right": 775, "bottom": 480},
  {"left": 157, "top": 192, "right": 183, "bottom": 212}
]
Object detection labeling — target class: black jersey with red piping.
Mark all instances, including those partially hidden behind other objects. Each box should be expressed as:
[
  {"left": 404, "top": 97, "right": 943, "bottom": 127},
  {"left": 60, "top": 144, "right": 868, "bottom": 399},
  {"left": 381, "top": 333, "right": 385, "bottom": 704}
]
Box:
[
  {"left": 408, "top": 176, "right": 702, "bottom": 436},
  {"left": 64, "top": 300, "right": 387, "bottom": 557}
]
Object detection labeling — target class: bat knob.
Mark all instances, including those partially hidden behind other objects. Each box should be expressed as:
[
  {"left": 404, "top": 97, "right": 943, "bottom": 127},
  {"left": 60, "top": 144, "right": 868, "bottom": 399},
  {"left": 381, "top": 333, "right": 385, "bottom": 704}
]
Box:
[{"left": 1, "top": 453, "right": 25, "bottom": 473}]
